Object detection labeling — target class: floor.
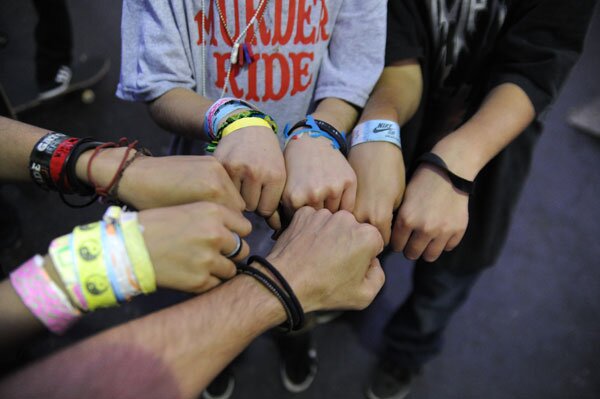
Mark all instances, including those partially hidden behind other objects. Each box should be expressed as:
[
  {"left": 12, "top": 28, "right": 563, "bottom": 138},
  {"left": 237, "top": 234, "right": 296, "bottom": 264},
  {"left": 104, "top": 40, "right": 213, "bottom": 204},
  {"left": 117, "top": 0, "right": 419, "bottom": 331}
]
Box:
[{"left": 0, "top": 2, "right": 599, "bottom": 398}]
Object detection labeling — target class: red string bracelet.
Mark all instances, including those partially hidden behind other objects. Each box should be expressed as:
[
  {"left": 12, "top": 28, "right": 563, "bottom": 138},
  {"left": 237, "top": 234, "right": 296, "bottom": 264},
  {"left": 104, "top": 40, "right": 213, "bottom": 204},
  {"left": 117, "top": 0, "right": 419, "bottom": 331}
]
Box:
[{"left": 86, "top": 138, "right": 136, "bottom": 197}]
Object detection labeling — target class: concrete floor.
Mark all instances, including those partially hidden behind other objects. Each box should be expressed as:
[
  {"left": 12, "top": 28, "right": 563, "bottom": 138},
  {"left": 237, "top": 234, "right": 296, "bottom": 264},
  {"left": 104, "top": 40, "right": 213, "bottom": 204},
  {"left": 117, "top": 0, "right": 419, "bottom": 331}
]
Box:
[{"left": 0, "top": 1, "right": 599, "bottom": 398}]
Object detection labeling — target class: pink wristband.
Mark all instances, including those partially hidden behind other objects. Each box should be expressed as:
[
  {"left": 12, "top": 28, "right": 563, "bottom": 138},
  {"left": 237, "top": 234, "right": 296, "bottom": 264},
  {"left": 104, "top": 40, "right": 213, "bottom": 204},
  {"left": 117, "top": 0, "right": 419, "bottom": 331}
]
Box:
[{"left": 10, "top": 255, "right": 81, "bottom": 334}]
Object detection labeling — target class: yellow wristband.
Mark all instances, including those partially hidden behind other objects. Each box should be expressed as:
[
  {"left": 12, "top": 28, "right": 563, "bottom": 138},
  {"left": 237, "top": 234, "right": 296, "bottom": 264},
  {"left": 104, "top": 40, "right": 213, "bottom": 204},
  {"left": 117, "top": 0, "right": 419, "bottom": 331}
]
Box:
[
  {"left": 72, "top": 222, "right": 118, "bottom": 310},
  {"left": 221, "top": 117, "right": 273, "bottom": 138},
  {"left": 120, "top": 211, "right": 156, "bottom": 294},
  {"left": 49, "top": 234, "right": 84, "bottom": 310}
]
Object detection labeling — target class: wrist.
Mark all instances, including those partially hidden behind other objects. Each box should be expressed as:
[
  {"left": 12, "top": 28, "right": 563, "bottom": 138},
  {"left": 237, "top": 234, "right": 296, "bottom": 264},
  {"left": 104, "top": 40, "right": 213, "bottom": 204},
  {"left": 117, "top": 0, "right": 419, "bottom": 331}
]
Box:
[
  {"left": 431, "top": 134, "right": 486, "bottom": 181},
  {"left": 75, "top": 147, "right": 137, "bottom": 194},
  {"left": 232, "top": 272, "right": 288, "bottom": 328}
]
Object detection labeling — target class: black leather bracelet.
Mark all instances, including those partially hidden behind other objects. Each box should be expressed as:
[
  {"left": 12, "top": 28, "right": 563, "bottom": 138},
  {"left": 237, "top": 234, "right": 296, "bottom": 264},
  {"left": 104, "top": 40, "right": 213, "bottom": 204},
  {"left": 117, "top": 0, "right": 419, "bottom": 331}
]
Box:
[
  {"left": 237, "top": 264, "right": 296, "bottom": 332},
  {"left": 289, "top": 118, "right": 348, "bottom": 156},
  {"left": 417, "top": 152, "right": 475, "bottom": 195},
  {"left": 248, "top": 255, "right": 305, "bottom": 331}
]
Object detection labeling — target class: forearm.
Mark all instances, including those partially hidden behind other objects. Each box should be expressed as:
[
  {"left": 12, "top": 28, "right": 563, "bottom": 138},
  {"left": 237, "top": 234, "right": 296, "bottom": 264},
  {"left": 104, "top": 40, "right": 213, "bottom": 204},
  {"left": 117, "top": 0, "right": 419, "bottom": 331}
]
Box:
[
  {"left": 148, "top": 87, "right": 214, "bottom": 141},
  {"left": 432, "top": 83, "right": 535, "bottom": 180},
  {"left": 359, "top": 61, "right": 423, "bottom": 125},
  {"left": 0, "top": 117, "right": 48, "bottom": 181},
  {"left": 311, "top": 97, "right": 360, "bottom": 134},
  {"left": 0, "top": 274, "right": 284, "bottom": 399},
  {"left": 0, "top": 255, "right": 69, "bottom": 349}
]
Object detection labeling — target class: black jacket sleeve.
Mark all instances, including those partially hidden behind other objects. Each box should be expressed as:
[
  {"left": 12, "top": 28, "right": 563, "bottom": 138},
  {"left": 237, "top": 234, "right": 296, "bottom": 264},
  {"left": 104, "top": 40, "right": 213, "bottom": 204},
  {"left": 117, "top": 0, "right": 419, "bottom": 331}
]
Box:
[{"left": 488, "top": 0, "right": 598, "bottom": 116}]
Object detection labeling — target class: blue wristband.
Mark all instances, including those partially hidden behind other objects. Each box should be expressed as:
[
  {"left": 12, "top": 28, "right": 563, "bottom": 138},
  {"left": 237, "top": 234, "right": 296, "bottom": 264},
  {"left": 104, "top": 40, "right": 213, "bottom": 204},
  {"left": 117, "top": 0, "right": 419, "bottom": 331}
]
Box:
[{"left": 351, "top": 120, "right": 401, "bottom": 149}]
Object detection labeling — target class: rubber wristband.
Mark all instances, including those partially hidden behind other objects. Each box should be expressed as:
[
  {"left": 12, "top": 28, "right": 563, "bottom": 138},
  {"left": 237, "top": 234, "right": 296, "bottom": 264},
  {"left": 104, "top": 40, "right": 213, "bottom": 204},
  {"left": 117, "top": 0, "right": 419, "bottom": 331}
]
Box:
[
  {"left": 29, "top": 133, "right": 69, "bottom": 190},
  {"left": 222, "top": 117, "right": 273, "bottom": 138},
  {"left": 417, "top": 152, "right": 475, "bottom": 195},
  {"left": 286, "top": 116, "right": 348, "bottom": 156},
  {"left": 49, "top": 137, "right": 80, "bottom": 192},
  {"left": 351, "top": 120, "right": 401, "bottom": 149}
]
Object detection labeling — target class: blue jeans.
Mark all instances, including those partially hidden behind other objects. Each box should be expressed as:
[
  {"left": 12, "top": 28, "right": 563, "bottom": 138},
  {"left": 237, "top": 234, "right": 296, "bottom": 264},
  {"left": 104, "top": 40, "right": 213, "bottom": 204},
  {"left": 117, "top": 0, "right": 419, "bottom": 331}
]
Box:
[{"left": 382, "top": 258, "right": 481, "bottom": 371}]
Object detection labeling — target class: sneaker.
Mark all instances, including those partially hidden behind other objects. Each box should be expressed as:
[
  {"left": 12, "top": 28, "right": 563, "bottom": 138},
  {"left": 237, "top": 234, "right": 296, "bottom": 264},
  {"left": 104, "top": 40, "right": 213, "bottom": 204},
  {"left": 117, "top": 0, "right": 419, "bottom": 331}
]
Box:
[
  {"left": 38, "top": 65, "right": 72, "bottom": 100},
  {"left": 365, "top": 360, "right": 415, "bottom": 399},
  {"left": 202, "top": 368, "right": 234, "bottom": 399},
  {"left": 280, "top": 337, "right": 318, "bottom": 393}
]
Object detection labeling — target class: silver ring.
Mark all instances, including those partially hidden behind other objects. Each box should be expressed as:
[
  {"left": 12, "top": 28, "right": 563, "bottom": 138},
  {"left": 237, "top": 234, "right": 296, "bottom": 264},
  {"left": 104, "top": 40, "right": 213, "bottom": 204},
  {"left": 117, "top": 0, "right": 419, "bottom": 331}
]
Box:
[{"left": 225, "top": 232, "right": 242, "bottom": 259}]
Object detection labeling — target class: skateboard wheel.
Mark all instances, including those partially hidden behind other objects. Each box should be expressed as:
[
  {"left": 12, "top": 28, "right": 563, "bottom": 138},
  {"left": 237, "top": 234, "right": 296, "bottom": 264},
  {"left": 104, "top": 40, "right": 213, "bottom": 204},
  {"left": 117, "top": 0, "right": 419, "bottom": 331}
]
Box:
[{"left": 81, "top": 89, "right": 95, "bottom": 104}]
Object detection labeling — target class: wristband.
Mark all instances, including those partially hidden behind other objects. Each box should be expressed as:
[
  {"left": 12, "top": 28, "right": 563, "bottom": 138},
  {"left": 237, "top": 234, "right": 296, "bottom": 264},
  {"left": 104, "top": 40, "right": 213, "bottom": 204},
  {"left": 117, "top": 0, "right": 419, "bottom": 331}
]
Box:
[
  {"left": 72, "top": 222, "right": 118, "bottom": 310},
  {"left": 49, "top": 137, "right": 80, "bottom": 192},
  {"left": 49, "top": 234, "right": 88, "bottom": 310},
  {"left": 29, "top": 132, "right": 69, "bottom": 190},
  {"left": 285, "top": 116, "right": 348, "bottom": 156},
  {"left": 248, "top": 255, "right": 305, "bottom": 331},
  {"left": 103, "top": 206, "right": 142, "bottom": 300},
  {"left": 417, "top": 152, "right": 475, "bottom": 195},
  {"left": 221, "top": 117, "right": 273, "bottom": 138},
  {"left": 10, "top": 255, "right": 81, "bottom": 334},
  {"left": 351, "top": 120, "right": 401, "bottom": 149},
  {"left": 119, "top": 211, "right": 156, "bottom": 294},
  {"left": 236, "top": 264, "right": 296, "bottom": 332}
]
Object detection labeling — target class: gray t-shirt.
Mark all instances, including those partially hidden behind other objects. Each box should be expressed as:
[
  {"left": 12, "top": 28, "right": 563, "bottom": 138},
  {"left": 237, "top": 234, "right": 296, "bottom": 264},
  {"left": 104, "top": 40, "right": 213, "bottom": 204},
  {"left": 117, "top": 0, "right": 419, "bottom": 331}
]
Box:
[{"left": 117, "top": 0, "right": 386, "bottom": 134}]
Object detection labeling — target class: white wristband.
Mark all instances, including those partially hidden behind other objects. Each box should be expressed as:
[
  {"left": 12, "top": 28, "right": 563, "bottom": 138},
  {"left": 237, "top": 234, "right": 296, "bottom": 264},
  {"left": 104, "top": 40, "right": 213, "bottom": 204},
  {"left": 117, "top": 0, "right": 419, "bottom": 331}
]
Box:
[{"left": 351, "top": 120, "right": 401, "bottom": 149}]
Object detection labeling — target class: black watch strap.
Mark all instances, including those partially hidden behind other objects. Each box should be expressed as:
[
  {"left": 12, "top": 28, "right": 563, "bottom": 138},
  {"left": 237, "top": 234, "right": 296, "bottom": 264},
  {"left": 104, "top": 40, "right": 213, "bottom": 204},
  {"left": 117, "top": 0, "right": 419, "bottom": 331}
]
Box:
[{"left": 417, "top": 152, "right": 475, "bottom": 195}]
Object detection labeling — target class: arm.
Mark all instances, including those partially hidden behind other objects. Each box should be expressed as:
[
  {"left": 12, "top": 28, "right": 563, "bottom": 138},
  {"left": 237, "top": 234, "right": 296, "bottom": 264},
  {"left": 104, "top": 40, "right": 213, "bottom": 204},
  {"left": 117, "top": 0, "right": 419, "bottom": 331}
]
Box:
[
  {"left": 349, "top": 62, "right": 421, "bottom": 244},
  {"left": 0, "top": 207, "right": 385, "bottom": 399},
  {"left": 0, "top": 202, "right": 251, "bottom": 344},
  {"left": 0, "top": 116, "right": 245, "bottom": 211},
  {"left": 392, "top": 83, "right": 535, "bottom": 261},
  {"left": 282, "top": 0, "right": 387, "bottom": 215}
]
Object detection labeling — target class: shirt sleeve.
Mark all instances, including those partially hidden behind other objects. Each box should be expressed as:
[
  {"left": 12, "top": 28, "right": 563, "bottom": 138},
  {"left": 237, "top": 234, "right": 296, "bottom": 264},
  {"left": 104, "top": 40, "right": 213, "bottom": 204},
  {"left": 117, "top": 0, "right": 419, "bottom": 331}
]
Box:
[
  {"left": 116, "top": 0, "right": 196, "bottom": 102},
  {"left": 313, "top": 0, "right": 387, "bottom": 108},
  {"left": 487, "top": 0, "right": 598, "bottom": 116},
  {"left": 385, "top": 0, "right": 425, "bottom": 65}
]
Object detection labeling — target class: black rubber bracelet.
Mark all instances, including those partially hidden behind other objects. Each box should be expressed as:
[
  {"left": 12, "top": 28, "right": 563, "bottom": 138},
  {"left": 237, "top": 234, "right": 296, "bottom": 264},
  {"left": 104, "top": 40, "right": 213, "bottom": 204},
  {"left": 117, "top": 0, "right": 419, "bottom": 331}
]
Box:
[
  {"left": 65, "top": 138, "right": 104, "bottom": 196},
  {"left": 237, "top": 264, "right": 295, "bottom": 332},
  {"left": 248, "top": 255, "right": 305, "bottom": 331},
  {"left": 289, "top": 118, "right": 348, "bottom": 156},
  {"left": 417, "top": 152, "right": 475, "bottom": 195},
  {"left": 29, "top": 132, "right": 69, "bottom": 191}
]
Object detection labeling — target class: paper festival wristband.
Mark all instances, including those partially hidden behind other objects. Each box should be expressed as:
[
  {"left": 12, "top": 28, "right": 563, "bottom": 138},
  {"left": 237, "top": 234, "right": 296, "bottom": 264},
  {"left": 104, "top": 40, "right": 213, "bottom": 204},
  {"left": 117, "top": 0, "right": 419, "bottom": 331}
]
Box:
[
  {"left": 49, "top": 234, "right": 88, "bottom": 310},
  {"left": 10, "top": 255, "right": 81, "bottom": 334},
  {"left": 102, "top": 206, "right": 142, "bottom": 299},
  {"left": 72, "top": 222, "right": 118, "bottom": 310},
  {"left": 120, "top": 211, "right": 156, "bottom": 294},
  {"left": 351, "top": 120, "right": 402, "bottom": 149},
  {"left": 221, "top": 117, "right": 273, "bottom": 138}
]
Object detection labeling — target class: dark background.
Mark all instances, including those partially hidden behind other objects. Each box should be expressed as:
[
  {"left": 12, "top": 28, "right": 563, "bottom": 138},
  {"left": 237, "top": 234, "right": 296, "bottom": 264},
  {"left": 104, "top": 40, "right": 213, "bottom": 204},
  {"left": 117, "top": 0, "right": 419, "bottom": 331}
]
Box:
[{"left": 1, "top": 1, "right": 599, "bottom": 398}]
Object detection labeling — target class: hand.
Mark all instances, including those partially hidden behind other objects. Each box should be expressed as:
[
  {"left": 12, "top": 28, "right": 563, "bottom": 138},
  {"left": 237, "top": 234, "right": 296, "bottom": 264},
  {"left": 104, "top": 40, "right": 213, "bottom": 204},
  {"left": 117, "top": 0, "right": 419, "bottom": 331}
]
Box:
[
  {"left": 282, "top": 135, "right": 357, "bottom": 215},
  {"left": 77, "top": 149, "right": 246, "bottom": 211},
  {"left": 139, "top": 202, "right": 252, "bottom": 293},
  {"left": 391, "top": 164, "right": 469, "bottom": 262},
  {"left": 266, "top": 207, "right": 385, "bottom": 312},
  {"left": 349, "top": 142, "right": 405, "bottom": 245},
  {"left": 214, "top": 127, "right": 286, "bottom": 227}
]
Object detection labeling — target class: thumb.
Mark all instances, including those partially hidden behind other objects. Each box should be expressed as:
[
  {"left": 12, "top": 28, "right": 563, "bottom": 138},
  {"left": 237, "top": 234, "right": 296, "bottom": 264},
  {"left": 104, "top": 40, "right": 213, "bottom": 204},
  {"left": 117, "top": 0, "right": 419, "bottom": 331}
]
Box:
[{"left": 363, "top": 258, "right": 385, "bottom": 300}]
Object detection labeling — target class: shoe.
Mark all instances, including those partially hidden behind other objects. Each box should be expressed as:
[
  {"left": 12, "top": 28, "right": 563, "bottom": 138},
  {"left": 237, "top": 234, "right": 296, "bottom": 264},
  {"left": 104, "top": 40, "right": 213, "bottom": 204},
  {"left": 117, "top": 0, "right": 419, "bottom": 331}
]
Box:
[
  {"left": 202, "top": 368, "right": 234, "bottom": 399},
  {"left": 38, "top": 65, "right": 72, "bottom": 100},
  {"left": 365, "top": 360, "right": 415, "bottom": 399},
  {"left": 280, "top": 337, "right": 318, "bottom": 393}
]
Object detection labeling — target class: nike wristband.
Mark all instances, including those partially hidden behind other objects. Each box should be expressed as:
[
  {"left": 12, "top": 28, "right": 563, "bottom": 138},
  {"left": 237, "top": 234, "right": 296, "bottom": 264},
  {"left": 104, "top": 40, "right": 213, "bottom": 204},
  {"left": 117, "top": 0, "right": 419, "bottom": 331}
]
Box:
[
  {"left": 351, "top": 120, "right": 401, "bottom": 149},
  {"left": 417, "top": 152, "right": 475, "bottom": 195}
]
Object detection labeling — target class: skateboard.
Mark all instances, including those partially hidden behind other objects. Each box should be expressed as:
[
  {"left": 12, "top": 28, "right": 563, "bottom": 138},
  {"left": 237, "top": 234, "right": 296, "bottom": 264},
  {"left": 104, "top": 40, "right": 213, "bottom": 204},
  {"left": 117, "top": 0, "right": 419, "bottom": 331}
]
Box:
[{"left": 0, "top": 56, "right": 110, "bottom": 119}]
